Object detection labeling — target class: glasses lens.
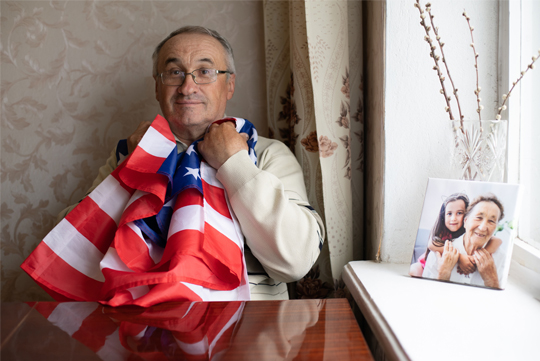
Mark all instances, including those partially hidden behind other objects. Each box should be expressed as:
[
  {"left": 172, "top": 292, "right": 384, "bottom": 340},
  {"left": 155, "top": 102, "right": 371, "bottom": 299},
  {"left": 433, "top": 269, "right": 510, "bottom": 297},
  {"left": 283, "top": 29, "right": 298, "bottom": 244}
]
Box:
[
  {"left": 162, "top": 70, "right": 185, "bottom": 86},
  {"left": 193, "top": 69, "right": 217, "bottom": 84}
]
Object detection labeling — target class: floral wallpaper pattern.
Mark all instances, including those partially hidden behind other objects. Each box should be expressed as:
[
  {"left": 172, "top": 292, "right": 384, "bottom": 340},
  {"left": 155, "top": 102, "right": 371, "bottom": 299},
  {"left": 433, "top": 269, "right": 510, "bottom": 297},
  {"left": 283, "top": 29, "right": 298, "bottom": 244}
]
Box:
[{"left": 1, "top": 0, "right": 268, "bottom": 301}]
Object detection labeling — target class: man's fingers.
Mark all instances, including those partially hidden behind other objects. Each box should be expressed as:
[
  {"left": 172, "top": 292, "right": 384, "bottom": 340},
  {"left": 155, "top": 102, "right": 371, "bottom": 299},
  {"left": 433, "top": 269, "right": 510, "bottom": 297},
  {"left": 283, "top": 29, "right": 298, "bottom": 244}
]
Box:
[
  {"left": 127, "top": 121, "right": 152, "bottom": 154},
  {"left": 136, "top": 121, "right": 152, "bottom": 131}
]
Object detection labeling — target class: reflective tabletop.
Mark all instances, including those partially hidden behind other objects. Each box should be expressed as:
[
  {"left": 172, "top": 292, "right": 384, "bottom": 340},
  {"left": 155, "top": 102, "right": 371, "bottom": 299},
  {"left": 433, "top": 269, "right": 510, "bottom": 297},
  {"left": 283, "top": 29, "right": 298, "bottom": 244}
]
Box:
[{"left": 1, "top": 298, "right": 372, "bottom": 361}]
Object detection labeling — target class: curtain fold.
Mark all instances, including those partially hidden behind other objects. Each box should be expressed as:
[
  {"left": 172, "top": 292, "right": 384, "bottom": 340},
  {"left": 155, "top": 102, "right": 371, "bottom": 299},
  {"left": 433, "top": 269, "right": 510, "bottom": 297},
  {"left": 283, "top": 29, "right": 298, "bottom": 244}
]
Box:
[{"left": 263, "top": 0, "right": 364, "bottom": 283}]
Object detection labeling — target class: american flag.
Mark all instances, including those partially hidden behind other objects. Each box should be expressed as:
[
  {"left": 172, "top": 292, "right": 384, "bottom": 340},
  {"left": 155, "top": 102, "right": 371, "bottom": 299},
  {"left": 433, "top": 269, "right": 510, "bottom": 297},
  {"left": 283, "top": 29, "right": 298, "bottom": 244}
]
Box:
[
  {"left": 21, "top": 115, "right": 257, "bottom": 306},
  {"left": 28, "top": 301, "right": 245, "bottom": 360}
]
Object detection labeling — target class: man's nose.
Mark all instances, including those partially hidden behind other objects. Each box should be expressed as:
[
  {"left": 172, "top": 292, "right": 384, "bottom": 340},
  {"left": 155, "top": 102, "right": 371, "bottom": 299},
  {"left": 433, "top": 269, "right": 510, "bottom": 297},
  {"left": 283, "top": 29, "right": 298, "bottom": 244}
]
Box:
[{"left": 177, "top": 73, "right": 198, "bottom": 95}]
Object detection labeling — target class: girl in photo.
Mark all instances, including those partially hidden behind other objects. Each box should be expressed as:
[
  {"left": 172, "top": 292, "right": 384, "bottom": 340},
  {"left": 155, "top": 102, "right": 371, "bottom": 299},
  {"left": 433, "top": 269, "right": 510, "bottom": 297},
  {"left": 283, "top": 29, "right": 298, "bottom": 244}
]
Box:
[{"left": 409, "top": 192, "right": 501, "bottom": 277}]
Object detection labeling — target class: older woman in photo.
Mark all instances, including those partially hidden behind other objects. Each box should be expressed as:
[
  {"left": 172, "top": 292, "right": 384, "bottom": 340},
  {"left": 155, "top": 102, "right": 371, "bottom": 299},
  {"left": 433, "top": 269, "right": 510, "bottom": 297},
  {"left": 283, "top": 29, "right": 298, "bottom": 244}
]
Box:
[{"left": 422, "top": 194, "right": 506, "bottom": 288}]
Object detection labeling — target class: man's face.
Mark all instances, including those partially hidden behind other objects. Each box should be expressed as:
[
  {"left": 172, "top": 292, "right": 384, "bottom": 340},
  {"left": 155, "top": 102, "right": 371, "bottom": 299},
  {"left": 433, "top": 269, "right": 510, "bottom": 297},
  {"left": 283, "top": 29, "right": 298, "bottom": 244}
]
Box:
[
  {"left": 464, "top": 201, "right": 501, "bottom": 249},
  {"left": 154, "top": 32, "right": 235, "bottom": 140}
]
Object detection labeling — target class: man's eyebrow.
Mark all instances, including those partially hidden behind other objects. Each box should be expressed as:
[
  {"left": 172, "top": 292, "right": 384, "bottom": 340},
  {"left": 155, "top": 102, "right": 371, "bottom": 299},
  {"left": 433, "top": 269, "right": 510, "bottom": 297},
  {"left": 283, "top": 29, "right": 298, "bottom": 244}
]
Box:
[
  {"left": 164, "top": 57, "right": 181, "bottom": 67},
  {"left": 164, "top": 57, "right": 215, "bottom": 68},
  {"left": 195, "top": 57, "right": 215, "bottom": 66}
]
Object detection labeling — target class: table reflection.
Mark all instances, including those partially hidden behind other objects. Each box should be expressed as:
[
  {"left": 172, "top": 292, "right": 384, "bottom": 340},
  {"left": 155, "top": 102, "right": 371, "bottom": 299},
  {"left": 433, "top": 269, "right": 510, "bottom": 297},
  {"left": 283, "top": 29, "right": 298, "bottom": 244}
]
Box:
[{"left": 1, "top": 299, "right": 370, "bottom": 361}]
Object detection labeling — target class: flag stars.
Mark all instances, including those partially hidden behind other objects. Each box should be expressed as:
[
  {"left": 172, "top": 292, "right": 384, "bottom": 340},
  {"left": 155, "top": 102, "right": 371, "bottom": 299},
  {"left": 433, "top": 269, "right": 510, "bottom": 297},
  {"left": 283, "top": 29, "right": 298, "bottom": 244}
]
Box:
[
  {"left": 184, "top": 167, "right": 200, "bottom": 180},
  {"left": 186, "top": 144, "right": 197, "bottom": 156}
]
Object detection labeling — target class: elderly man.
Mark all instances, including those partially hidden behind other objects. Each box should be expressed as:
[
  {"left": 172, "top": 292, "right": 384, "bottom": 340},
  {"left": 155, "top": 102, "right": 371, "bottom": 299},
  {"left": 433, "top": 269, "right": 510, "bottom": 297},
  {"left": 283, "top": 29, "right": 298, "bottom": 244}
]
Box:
[
  {"left": 422, "top": 194, "right": 506, "bottom": 289},
  {"left": 54, "top": 26, "right": 324, "bottom": 301}
]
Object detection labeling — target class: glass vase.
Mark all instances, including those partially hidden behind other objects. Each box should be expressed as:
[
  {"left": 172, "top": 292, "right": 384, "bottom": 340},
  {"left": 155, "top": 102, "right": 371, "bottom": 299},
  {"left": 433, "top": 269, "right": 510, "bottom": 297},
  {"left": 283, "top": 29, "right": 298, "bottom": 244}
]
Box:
[{"left": 449, "top": 119, "right": 508, "bottom": 182}]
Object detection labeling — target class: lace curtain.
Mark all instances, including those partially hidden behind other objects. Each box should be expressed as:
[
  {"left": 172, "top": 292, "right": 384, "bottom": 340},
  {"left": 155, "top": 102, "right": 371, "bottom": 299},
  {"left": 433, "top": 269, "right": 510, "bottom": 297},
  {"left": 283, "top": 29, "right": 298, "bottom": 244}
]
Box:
[{"left": 263, "top": 0, "right": 364, "bottom": 285}]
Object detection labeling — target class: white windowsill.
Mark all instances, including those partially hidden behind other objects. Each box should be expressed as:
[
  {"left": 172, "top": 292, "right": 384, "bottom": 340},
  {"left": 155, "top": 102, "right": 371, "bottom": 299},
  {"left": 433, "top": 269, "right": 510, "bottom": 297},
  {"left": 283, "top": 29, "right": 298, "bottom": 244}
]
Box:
[{"left": 343, "top": 255, "right": 540, "bottom": 361}]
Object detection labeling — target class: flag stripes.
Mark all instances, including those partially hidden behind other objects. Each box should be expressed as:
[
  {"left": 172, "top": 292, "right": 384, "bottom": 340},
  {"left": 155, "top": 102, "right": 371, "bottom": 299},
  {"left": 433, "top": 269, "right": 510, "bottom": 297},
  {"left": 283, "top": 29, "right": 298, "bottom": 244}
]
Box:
[
  {"left": 22, "top": 115, "right": 256, "bottom": 306},
  {"left": 30, "top": 301, "right": 245, "bottom": 359}
]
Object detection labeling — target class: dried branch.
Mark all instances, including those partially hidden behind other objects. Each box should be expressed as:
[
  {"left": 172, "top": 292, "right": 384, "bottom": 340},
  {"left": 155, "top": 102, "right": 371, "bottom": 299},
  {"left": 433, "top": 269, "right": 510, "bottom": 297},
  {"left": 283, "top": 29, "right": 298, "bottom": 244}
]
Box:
[
  {"left": 496, "top": 51, "right": 540, "bottom": 120},
  {"left": 463, "top": 12, "right": 483, "bottom": 126},
  {"left": 414, "top": 0, "right": 455, "bottom": 121},
  {"left": 426, "top": 3, "right": 465, "bottom": 127}
]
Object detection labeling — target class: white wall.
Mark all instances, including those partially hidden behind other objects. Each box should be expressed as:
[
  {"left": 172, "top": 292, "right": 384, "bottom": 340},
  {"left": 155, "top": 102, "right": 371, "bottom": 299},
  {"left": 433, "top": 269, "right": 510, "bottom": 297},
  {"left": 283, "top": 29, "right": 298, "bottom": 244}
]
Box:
[{"left": 381, "top": 0, "right": 499, "bottom": 263}]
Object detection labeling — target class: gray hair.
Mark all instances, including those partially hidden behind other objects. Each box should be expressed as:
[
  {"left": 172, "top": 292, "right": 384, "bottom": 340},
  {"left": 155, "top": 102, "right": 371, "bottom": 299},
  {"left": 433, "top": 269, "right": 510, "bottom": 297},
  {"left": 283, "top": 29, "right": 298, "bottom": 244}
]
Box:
[{"left": 152, "top": 26, "right": 236, "bottom": 77}]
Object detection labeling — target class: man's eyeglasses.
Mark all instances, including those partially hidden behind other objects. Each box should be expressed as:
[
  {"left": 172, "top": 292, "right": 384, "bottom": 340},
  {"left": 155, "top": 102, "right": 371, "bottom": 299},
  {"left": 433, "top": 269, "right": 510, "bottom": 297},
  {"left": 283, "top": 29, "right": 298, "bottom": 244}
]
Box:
[{"left": 159, "top": 68, "right": 231, "bottom": 86}]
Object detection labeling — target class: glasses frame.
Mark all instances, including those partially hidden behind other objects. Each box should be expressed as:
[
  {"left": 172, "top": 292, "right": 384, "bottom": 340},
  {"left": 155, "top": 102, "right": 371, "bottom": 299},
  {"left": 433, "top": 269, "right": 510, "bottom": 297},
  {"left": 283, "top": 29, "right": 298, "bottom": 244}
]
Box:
[{"left": 159, "top": 68, "right": 231, "bottom": 86}]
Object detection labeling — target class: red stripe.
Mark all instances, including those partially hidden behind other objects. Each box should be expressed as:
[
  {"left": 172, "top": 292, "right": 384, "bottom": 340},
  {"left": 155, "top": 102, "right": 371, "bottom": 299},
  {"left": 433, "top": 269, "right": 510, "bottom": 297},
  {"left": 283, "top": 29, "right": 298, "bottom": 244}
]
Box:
[
  {"left": 171, "top": 302, "right": 241, "bottom": 344},
  {"left": 173, "top": 188, "right": 204, "bottom": 210},
  {"left": 166, "top": 229, "right": 241, "bottom": 290},
  {"left": 103, "top": 282, "right": 202, "bottom": 307},
  {"left": 32, "top": 302, "right": 59, "bottom": 319},
  {"left": 151, "top": 114, "right": 176, "bottom": 143},
  {"left": 110, "top": 161, "right": 136, "bottom": 194},
  {"left": 118, "top": 323, "right": 150, "bottom": 352},
  {"left": 203, "top": 223, "right": 243, "bottom": 283},
  {"left": 119, "top": 194, "right": 162, "bottom": 226},
  {"left": 113, "top": 224, "right": 156, "bottom": 272},
  {"left": 64, "top": 197, "right": 117, "bottom": 255},
  {"left": 202, "top": 179, "right": 231, "bottom": 219},
  {"left": 119, "top": 162, "right": 169, "bottom": 199},
  {"left": 71, "top": 306, "right": 119, "bottom": 352},
  {"left": 21, "top": 242, "right": 104, "bottom": 301}
]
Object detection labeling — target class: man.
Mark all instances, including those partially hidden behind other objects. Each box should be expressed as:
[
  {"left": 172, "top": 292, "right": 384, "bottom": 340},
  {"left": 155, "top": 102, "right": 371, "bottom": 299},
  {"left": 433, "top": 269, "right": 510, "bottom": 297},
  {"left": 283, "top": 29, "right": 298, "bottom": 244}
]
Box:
[
  {"left": 57, "top": 26, "right": 324, "bottom": 300},
  {"left": 422, "top": 194, "right": 506, "bottom": 288}
]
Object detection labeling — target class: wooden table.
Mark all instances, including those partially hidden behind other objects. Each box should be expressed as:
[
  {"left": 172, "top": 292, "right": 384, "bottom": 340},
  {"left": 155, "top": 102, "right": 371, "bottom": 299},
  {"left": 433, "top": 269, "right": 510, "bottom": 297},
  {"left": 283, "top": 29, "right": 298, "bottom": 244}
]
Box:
[{"left": 1, "top": 298, "right": 372, "bottom": 360}]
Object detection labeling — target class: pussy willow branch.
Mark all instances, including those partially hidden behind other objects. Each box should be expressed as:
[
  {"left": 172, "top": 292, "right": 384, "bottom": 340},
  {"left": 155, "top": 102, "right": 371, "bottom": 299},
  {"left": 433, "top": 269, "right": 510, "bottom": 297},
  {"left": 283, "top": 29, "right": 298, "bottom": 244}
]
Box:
[
  {"left": 464, "top": 13, "right": 483, "bottom": 126},
  {"left": 415, "top": 0, "right": 456, "bottom": 121},
  {"left": 427, "top": 4, "right": 465, "bottom": 128},
  {"left": 497, "top": 51, "right": 540, "bottom": 120}
]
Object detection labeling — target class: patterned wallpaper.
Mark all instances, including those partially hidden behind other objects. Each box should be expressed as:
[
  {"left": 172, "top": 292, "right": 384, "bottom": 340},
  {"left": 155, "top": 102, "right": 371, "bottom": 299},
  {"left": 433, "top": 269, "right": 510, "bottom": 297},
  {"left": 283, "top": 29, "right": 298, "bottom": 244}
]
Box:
[{"left": 1, "top": 0, "right": 267, "bottom": 301}]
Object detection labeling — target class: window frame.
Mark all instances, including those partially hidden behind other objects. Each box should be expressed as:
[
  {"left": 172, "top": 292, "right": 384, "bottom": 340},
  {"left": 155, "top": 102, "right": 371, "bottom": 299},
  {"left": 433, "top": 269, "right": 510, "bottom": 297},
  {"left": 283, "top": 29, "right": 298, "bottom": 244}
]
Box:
[{"left": 500, "top": 0, "right": 540, "bottom": 261}]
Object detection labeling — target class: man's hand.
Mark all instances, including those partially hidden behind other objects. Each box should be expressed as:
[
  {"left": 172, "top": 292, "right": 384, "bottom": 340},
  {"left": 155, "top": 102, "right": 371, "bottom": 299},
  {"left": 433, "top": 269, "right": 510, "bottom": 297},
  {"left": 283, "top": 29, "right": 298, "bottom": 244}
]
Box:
[
  {"left": 474, "top": 248, "right": 500, "bottom": 288},
  {"left": 457, "top": 254, "right": 476, "bottom": 275},
  {"left": 127, "top": 121, "right": 152, "bottom": 154},
  {"left": 198, "top": 121, "right": 249, "bottom": 170},
  {"left": 435, "top": 240, "right": 459, "bottom": 281}
]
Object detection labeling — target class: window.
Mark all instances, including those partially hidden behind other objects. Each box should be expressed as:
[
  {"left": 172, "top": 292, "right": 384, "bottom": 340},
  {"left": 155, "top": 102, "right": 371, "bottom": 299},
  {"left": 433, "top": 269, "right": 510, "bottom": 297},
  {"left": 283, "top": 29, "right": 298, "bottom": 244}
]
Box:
[{"left": 504, "top": 0, "right": 540, "bottom": 251}]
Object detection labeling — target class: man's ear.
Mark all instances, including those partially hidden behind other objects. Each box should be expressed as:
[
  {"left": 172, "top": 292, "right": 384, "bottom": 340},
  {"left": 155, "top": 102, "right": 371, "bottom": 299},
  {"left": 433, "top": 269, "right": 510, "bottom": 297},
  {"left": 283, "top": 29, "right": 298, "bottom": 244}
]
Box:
[
  {"left": 226, "top": 73, "right": 236, "bottom": 101},
  {"left": 154, "top": 76, "right": 159, "bottom": 101}
]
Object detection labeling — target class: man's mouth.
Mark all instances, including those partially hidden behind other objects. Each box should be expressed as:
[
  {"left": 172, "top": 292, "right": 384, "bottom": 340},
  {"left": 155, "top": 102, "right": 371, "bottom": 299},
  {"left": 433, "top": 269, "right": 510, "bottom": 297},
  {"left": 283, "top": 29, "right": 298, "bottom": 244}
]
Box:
[
  {"left": 176, "top": 101, "right": 202, "bottom": 105},
  {"left": 473, "top": 231, "right": 486, "bottom": 238}
]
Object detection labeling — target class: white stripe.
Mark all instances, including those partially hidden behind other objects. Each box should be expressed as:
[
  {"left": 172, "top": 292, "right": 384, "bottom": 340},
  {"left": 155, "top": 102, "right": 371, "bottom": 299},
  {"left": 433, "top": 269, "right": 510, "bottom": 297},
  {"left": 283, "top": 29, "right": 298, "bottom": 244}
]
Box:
[
  {"left": 201, "top": 162, "right": 224, "bottom": 189},
  {"left": 48, "top": 302, "right": 99, "bottom": 336},
  {"left": 182, "top": 302, "right": 196, "bottom": 318},
  {"left": 44, "top": 220, "right": 105, "bottom": 282},
  {"left": 132, "top": 327, "right": 148, "bottom": 341},
  {"left": 88, "top": 176, "right": 131, "bottom": 225},
  {"left": 224, "top": 192, "right": 245, "bottom": 252},
  {"left": 181, "top": 282, "right": 250, "bottom": 301},
  {"left": 127, "top": 285, "right": 150, "bottom": 300},
  {"left": 96, "top": 329, "right": 133, "bottom": 361},
  {"left": 100, "top": 247, "right": 133, "bottom": 273},
  {"left": 168, "top": 204, "right": 204, "bottom": 236},
  {"left": 204, "top": 198, "right": 242, "bottom": 249},
  {"left": 167, "top": 198, "right": 241, "bottom": 249},
  {"left": 233, "top": 117, "right": 245, "bottom": 131},
  {"left": 208, "top": 303, "right": 245, "bottom": 356},
  {"left": 175, "top": 336, "right": 209, "bottom": 356},
  {"left": 125, "top": 189, "right": 148, "bottom": 210},
  {"left": 138, "top": 126, "right": 176, "bottom": 158}
]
